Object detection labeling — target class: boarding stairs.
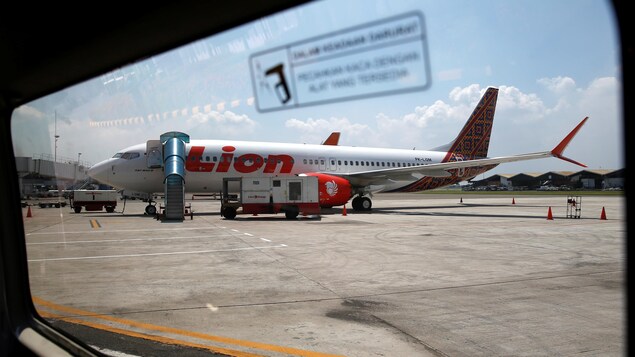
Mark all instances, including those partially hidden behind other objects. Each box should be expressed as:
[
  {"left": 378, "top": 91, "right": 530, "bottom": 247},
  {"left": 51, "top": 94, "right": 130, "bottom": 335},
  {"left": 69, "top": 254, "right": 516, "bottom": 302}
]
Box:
[
  {"left": 158, "top": 132, "right": 190, "bottom": 220},
  {"left": 164, "top": 175, "right": 185, "bottom": 219}
]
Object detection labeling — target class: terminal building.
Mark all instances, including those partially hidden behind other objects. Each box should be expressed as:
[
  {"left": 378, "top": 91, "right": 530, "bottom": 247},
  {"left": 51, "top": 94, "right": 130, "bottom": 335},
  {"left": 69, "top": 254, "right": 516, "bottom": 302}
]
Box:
[{"left": 15, "top": 155, "right": 92, "bottom": 199}]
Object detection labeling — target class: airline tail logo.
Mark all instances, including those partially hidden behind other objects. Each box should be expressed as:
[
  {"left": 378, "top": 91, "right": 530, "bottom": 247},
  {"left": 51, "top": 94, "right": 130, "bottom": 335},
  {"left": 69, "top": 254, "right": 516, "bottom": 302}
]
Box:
[
  {"left": 325, "top": 180, "right": 339, "bottom": 197},
  {"left": 443, "top": 87, "right": 497, "bottom": 161}
]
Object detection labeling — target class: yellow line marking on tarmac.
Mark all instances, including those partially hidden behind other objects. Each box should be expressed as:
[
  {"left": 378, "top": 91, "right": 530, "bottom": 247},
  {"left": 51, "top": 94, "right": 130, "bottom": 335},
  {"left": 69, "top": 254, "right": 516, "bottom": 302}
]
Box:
[
  {"left": 38, "top": 310, "right": 262, "bottom": 357},
  {"left": 89, "top": 219, "right": 101, "bottom": 229},
  {"left": 34, "top": 297, "right": 344, "bottom": 357}
]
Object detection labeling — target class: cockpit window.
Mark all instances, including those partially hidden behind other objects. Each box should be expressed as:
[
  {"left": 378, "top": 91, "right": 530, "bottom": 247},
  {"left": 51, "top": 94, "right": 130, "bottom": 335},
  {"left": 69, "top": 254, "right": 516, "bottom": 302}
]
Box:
[
  {"left": 121, "top": 152, "right": 140, "bottom": 160},
  {"left": 113, "top": 152, "right": 140, "bottom": 159}
]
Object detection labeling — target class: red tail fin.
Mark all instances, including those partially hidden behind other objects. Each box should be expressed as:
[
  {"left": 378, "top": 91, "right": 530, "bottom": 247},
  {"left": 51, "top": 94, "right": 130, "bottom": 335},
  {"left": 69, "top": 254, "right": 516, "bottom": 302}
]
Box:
[
  {"left": 442, "top": 87, "right": 498, "bottom": 162},
  {"left": 322, "top": 132, "right": 340, "bottom": 145}
]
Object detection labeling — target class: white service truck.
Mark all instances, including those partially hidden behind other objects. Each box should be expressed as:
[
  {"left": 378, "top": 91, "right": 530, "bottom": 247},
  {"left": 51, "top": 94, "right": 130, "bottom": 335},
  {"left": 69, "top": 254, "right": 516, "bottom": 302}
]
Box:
[
  {"left": 220, "top": 176, "right": 320, "bottom": 219},
  {"left": 70, "top": 189, "right": 118, "bottom": 213}
]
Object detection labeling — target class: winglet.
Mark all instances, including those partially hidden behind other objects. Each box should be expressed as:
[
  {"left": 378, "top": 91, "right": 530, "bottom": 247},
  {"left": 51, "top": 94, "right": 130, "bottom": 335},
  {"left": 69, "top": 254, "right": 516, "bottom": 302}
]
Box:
[
  {"left": 323, "top": 132, "right": 340, "bottom": 145},
  {"left": 550, "top": 117, "right": 588, "bottom": 167}
]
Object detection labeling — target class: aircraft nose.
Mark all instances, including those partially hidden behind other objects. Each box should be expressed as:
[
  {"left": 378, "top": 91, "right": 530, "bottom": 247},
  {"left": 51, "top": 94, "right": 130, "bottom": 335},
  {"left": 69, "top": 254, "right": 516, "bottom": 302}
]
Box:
[{"left": 87, "top": 160, "right": 111, "bottom": 185}]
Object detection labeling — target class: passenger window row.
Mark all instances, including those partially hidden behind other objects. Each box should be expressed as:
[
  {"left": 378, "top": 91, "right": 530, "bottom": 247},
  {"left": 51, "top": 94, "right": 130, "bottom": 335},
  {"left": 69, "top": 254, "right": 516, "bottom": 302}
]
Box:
[
  {"left": 302, "top": 158, "right": 416, "bottom": 168},
  {"left": 185, "top": 156, "right": 293, "bottom": 164},
  {"left": 181, "top": 155, "right": 417, "bottom": 168}
]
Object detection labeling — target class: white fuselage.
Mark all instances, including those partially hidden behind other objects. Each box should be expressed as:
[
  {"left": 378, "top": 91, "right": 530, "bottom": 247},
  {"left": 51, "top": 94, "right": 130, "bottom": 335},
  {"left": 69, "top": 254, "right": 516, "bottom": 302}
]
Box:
[{"left": 88, "top": 139, "right": 449, "bottom": 194}]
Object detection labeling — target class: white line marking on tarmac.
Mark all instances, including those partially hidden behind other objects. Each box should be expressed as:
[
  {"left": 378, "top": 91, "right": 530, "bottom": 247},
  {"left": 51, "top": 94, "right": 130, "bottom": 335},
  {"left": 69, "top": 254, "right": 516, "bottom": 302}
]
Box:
[
  {"left": 260, "top": 238, "right": 271, "bottom": 242},
  {"left": 244, "top": 233, "right": 253, "bottom": 236},
  {"left": 26, "top": 235, "right": 233, "bottom": 245},
  {"left": 27, "top": 245, "right": 287, "bottom": 262},
  {"left": 26, "top": 227, "right": 221, "bottom": 236}
]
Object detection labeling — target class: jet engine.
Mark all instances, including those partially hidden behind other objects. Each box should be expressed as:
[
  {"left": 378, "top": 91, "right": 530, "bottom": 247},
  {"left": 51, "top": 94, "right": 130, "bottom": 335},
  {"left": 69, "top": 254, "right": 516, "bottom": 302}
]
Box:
[{"left": 302, "top": 173, "right": 352, "bottom": 208}]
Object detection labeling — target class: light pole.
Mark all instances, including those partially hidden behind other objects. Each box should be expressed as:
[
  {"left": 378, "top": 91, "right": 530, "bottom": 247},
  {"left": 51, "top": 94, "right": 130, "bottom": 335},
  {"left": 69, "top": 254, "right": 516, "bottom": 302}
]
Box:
[
  {"left": 54, "top": 111, "right": 59, "bottom": 162},
  {"left": 75, "top": 153, "right": 82, "bottom": 187}
]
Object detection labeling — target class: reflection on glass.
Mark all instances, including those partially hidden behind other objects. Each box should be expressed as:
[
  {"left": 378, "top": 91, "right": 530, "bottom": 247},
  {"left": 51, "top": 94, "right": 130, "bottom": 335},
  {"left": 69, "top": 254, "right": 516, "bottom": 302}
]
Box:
[{"left": 12, "top": 0, "right": 623, "bottom": 356}]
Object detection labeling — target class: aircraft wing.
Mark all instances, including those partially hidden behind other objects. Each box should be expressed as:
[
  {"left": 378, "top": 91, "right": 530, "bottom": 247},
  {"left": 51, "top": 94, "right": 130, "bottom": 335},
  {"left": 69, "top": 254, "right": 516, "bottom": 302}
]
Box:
[
  {"left": 331, "top": 117, "right": 588, "bottom": 187},
  {"left": 331, "top": 151, "right": 553, "bottom": 186}
]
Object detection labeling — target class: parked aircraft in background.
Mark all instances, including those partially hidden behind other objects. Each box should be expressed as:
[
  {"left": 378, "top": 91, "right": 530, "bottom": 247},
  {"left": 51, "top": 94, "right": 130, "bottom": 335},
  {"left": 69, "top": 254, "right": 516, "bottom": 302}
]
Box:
[{"left": 87, "top": 87, "right": 588, "bottom": 215}]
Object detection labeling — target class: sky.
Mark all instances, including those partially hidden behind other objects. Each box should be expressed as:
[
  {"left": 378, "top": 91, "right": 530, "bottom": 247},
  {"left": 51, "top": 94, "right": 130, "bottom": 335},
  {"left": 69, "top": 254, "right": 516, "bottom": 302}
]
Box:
[{"left": 11, "top": 0, "right": 623, "bottom": 178}]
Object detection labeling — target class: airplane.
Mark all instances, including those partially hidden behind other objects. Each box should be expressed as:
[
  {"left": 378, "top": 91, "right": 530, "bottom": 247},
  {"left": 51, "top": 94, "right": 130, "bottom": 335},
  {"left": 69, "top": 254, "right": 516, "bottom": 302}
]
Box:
[{"left": 87, "top": 87, "right": 589, "bottom": 216}]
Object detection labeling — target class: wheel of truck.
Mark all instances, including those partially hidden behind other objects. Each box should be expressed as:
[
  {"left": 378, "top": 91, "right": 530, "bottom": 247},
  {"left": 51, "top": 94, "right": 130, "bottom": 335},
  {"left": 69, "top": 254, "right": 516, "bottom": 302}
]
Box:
[
  {"left": 285, "top": 208, "right": 299, "bottom": 220},
  {"left": 39, "top": 203, "right": 46, "bottom": 208},
  {"left": 145, "top": 204, "right": 157, "bottom": 216},
  {"left": 55, "top": 203, "right": 60, "bottom": 208},
  {"left": 105, "top": 206, "right": 115, "bottom": 213},
  {"left": 74, "top": 206, "right": 81, "bottom": 213},
  {"left": 222, "top": 206, "right": 237, "bottom": 220}
]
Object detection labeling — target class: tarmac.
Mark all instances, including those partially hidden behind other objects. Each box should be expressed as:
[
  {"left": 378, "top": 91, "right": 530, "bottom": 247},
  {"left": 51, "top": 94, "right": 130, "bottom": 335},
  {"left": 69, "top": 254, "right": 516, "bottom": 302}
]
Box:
[{"left": 22, "top": 193, "right": 625, "bottom": 356}]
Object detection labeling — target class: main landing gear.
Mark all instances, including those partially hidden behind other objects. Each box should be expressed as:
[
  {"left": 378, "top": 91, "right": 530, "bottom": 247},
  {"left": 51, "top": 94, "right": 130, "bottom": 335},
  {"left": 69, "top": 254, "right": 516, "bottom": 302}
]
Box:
[{"left": 351, "top": 195, "right": 372, "bottom": 211}]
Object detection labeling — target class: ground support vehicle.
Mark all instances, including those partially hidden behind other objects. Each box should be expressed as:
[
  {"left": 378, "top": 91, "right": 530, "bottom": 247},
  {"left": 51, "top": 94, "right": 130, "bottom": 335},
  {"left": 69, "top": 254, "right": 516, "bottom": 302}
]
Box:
[
  {"left": 221, "top": 176, "right": 320, "bottom": 219},
  {"left": 35, "top": 199, "right": 67, "bottom": 208},
  {"left": 69, "top": 189, "right": 118, "bottom": 213}
]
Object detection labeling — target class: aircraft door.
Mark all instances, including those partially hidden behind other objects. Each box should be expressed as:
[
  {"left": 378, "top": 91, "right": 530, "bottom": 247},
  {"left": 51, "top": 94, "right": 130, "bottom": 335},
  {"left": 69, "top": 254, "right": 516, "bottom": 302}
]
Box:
[
  {"left": 318, "top": 157, "right": 326, "bottom": 171},
  {"left": 329, "top": 157, "right": 337, "bottom": 171},
  {"left": 146, "top": 140, "right": 163, "bottom": 168}
]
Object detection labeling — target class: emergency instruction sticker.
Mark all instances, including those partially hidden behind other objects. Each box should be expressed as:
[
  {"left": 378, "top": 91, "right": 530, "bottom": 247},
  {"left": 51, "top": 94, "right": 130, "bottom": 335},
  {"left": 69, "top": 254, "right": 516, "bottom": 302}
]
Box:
[{"left": 250, "top": 11, "right": 430, "bottom": 112}]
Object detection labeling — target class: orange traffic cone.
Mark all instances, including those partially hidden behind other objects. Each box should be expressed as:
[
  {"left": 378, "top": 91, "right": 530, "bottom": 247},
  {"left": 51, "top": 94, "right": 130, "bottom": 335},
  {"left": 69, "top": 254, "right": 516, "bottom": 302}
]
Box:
[
  {"left": 26, "top": 205, "right": 32, "bottom": 218},
  {"left": 342, "top": 205, "right": 347, "bottom": 216},
  {"left": 512, "top": 198, "right": 515, "bottom": 204},
  {"left": 600, "top": 207, "right": 607, "bottom": 220},
  {"left": 547, "top": 206, "right": 553, "bottom": 220}
]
